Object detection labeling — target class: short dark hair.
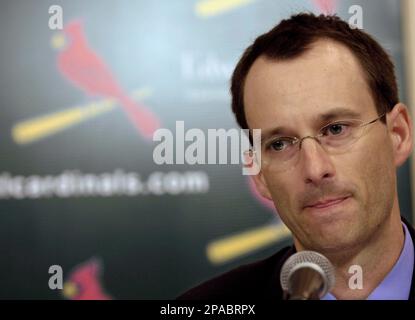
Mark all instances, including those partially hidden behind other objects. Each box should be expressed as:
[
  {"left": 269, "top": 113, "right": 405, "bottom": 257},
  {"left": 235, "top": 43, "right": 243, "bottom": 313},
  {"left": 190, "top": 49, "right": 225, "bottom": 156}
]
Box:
[{"left": 231, "top": 13, "right": 398, "bottom": 129}]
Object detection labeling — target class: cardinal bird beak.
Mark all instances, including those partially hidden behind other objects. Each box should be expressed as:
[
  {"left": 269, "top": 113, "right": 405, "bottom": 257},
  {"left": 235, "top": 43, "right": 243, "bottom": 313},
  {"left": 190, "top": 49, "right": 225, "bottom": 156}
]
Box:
[
  {"left": 51, "top": 32, "right": 66, "bottom": 50},
  {"left": 62, "top": 281, "right": 79, "bottom": 299}
]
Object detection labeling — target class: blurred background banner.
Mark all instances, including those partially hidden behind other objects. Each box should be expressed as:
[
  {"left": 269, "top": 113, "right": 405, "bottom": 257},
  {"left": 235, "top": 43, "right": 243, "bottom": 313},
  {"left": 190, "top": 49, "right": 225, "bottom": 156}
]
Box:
[
  {"left": 0, "top": 0, "right": 412, "bottom": 299},
  {"left": 403, "top": 0, "right": 415, "bottom": 218}
]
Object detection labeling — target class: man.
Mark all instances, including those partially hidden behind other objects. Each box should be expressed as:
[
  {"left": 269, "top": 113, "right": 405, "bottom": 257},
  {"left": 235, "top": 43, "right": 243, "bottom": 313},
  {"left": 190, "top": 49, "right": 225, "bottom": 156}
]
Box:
[{"left": 178, "top": 13, "right": 414, "bottom": 300}]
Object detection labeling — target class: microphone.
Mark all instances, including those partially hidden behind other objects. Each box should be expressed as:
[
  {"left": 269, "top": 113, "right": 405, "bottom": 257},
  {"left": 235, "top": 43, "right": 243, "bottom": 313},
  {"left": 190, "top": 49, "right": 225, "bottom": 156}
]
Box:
[{"left": 280, "top": 250, "right": 335, "bottom": 300}]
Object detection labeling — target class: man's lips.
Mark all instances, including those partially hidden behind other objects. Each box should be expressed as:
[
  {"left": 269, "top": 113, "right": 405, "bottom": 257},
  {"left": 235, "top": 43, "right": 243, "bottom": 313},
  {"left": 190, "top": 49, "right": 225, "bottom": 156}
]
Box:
[{"left": 304, "top": 196, "right": 351, "bottom": 209}]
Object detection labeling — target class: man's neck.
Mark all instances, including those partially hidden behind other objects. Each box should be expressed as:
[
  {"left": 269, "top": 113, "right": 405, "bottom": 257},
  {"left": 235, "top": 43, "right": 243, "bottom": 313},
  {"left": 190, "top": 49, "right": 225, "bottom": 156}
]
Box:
[{"left": 326, "top": 212, "right": 405, "bottom": 299}]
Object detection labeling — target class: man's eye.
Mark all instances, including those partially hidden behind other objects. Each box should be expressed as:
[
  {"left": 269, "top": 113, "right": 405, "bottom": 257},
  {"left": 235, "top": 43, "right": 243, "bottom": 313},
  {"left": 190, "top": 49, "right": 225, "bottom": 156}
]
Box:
[
  {"left": 268, "top": 138, "right": 292, "bottom": 151},
  {"left": 322, "top": 123, "right": 348, "bottom": 136}
]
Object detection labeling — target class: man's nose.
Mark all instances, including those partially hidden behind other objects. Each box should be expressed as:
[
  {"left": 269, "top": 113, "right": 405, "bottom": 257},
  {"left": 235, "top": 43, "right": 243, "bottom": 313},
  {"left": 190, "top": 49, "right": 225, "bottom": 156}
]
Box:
[{"left": 298, "top": 137, "right": 336, "bottom": 185}]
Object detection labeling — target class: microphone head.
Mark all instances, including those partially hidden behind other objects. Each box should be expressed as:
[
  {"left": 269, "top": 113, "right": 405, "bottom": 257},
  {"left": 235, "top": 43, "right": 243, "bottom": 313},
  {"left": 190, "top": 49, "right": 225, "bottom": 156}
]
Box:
[{"left": 280, "top": 250, "right": 335, "bottom": 299}]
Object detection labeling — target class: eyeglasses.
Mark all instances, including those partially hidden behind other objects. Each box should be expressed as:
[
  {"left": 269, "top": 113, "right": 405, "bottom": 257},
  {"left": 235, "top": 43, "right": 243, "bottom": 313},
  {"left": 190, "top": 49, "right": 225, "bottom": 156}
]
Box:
[{"left": 258, "top": 113, "right": 386, "bottom": 172}]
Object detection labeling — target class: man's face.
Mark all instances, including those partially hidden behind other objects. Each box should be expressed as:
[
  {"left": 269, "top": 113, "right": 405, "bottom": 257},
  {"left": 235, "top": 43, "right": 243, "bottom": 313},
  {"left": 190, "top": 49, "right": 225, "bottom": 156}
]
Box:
[{"left": 244, "top": 40, "right": 397, "bottom": 253}]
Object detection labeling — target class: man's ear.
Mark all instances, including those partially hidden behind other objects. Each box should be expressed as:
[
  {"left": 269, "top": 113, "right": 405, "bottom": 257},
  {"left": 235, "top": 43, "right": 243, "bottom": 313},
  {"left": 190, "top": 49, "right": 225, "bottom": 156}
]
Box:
[
  {"left": 251, "top": 170, "right": 273, "bottom": 200},
  {"left": 387, "top": 103, "right": 413, "bottom": 167}
]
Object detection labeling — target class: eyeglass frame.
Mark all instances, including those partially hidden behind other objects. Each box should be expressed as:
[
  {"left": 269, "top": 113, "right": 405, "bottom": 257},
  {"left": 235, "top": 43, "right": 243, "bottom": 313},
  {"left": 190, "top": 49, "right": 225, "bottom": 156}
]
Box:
[
  {"left": 244, "top": 112, "right": 387, "bottom": 168},
  {"left": 271, "top": 112, "right": 387, "bottom": 152}
]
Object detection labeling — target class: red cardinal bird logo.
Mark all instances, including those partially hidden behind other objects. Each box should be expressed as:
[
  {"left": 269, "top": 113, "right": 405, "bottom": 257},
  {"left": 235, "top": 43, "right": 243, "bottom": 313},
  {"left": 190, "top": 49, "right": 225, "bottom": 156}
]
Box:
[
  {"left": 247, "top": 177, "right": 275, "bottom": 212},
  {"left": 56, "top": 19, "right": 160, "bottom": 140},
  {"left": 243, "top": 151, "right": 276, "bottom": 212},
  {"left": 63, "top": 258, "right": 112, "bottom": 300},
  {"left": 312, "top": 0, "right": 337, "bottom": 14}
]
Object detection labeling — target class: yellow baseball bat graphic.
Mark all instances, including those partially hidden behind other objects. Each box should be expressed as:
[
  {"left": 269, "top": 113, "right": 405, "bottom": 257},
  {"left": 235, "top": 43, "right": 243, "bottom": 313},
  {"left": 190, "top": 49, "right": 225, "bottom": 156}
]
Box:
[
  {"left": 206, "top": 222, "right": 291, "bottom": 265},
  {"left": 196, "top": 0, "right": 256, "bottom": 18},
  {"left": 12, "top": 87, "right": 152, "bottom": 145}
]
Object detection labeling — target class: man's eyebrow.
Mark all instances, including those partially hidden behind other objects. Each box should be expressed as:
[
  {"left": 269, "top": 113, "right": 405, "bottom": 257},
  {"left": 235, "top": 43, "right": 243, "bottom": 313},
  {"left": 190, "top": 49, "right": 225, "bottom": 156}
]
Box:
[
  {"left": 318, "top": 108, "right": 361, "bottom": 122},
  {"left": 260, "top": 108, "right": 361, "bottom": 141},
  {"left": 261, "top": 126, "right": 291, "bottom": 141}
]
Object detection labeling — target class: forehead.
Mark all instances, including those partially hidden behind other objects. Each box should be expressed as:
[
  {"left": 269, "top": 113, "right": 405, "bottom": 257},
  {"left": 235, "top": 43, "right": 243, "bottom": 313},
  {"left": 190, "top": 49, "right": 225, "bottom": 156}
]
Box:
[{"left": 243, "top": 39, "right": 376, "bottom": 132}]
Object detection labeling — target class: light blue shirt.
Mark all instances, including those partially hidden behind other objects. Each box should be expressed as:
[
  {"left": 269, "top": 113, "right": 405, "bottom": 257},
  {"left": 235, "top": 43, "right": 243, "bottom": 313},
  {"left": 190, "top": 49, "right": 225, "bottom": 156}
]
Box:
[{"left": 322, "top": 222, "right": 414, "bottom": 300}]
